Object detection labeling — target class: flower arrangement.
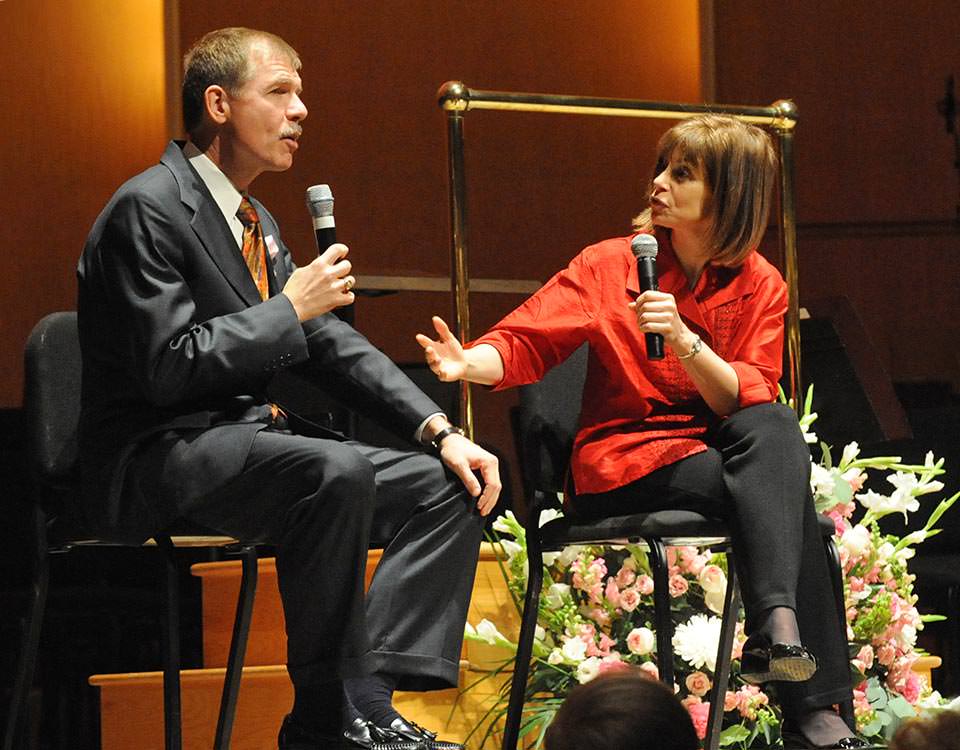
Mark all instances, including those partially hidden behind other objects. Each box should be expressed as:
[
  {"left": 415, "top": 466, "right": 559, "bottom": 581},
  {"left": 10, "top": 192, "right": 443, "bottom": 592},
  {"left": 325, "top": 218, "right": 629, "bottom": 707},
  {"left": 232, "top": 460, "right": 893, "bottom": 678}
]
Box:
[{"left": 462, "top": 388, "right": 958, "bottom": 748}]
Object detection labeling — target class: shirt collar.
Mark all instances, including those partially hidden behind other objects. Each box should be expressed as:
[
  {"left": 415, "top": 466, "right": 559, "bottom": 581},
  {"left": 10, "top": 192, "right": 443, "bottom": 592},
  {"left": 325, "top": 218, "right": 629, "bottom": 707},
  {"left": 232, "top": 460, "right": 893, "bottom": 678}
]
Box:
[
  {"left": 625, "top": 231, "right": 760, "bottom": 315},
  {"left": 183, "top": 141, "right": 245, "bottom": 244}
]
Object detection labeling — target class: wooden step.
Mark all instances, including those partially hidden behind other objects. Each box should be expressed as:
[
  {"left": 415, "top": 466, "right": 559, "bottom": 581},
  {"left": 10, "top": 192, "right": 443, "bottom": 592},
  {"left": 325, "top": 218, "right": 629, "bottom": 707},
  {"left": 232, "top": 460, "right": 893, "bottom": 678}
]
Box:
[
  {"left": 90, "top": 664, "right": 510, "bottom": 749},
  {"left": 191, "top": 543, "right": 520, "bottom": 669},
  {"left": 91, "top": 543, "right": 519, "bottom": 748}
]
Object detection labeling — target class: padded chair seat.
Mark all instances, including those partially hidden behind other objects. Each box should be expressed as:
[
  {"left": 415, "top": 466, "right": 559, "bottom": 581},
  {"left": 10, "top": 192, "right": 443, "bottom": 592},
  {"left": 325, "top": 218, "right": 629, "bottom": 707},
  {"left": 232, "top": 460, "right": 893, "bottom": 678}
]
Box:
[{"left": 540, "top": 507, "right": 838, "bottom": 548}]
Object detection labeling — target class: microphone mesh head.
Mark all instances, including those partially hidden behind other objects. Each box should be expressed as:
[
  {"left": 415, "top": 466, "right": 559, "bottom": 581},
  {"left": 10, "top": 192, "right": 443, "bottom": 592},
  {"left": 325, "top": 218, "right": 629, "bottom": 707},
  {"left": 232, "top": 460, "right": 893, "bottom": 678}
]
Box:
[
  {"left": 630, "top": 233, "right": 658, "bottom": 260},
  {"left": 305, "top": 184, "right": 334, "bottom": 217}
]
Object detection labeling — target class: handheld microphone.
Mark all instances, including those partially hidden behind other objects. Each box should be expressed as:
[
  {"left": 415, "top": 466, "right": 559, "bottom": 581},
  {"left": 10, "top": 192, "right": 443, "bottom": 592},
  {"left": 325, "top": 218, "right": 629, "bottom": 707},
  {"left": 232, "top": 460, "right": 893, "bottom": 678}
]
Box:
[
  {"left": 305, "top": 183, "right": 354, "bottom": 324},
  {"left": 630, "top": 234, "right": 665, "bottom": 360},
  {"left": 305, "top": 184, "right": 336, "bottom": 254}
]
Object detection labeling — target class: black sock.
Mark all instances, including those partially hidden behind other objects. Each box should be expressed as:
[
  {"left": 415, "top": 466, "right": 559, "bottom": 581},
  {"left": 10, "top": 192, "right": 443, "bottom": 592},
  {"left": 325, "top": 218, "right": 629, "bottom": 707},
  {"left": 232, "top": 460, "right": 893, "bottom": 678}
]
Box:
[
  {"left": 344, "top": 673, "right": 401, "bottom": 726},
  {"left": 291, "top": 679, "right": 344, "bottom": 736}
]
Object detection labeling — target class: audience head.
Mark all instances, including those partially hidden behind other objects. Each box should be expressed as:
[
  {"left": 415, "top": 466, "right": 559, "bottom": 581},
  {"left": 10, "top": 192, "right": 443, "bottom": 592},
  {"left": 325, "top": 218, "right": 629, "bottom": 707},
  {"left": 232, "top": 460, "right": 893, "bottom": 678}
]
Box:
[
  {"left": 544, "top": 669, "right": 699, "bottom": 750},
  {"left": 890, "top": 708, "right": 960, "bottom": 750},
  {"left": 181, "top": 27, "right": 301, "bottom": 140},
  {"left": 633, "top": 113, "right": 778, "bottom": 266}
]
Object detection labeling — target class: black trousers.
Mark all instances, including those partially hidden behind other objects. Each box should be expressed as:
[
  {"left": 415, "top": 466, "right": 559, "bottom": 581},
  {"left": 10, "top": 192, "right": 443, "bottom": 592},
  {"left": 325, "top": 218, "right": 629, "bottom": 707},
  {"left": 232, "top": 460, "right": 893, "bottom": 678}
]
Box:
[
  {"left": 131, "top": 426, "right": 486, "bottom": 692},
  {"left": 572, "top": 403, "right": 852, "bottom": 716}
]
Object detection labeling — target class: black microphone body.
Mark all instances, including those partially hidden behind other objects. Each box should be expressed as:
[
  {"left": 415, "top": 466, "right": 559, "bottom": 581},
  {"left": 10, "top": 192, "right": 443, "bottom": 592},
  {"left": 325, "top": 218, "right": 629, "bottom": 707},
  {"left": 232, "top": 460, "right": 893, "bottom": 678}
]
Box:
[
  {"left": 305, "top": 184, "right": 353, "bottom": 324},
  {"left": 631, "top": 235, "right": 665, "bottom": 360}
]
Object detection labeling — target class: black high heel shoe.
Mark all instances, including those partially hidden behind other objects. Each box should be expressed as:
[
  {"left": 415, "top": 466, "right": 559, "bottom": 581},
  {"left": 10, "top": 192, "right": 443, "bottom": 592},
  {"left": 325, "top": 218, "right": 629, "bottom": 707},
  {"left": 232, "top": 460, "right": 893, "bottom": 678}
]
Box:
[
  {"left": 780, "top": 724, "right": 877, "bottom": 749},
  {"left": 739, "top": 637, "right": 818, "bottom": 684}
]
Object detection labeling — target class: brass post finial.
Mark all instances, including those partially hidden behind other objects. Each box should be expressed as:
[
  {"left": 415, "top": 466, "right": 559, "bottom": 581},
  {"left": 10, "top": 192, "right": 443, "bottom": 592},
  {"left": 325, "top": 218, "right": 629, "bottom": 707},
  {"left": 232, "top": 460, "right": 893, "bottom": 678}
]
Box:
[
  {"left": 437, "top": 81, "right": 469, "bottom": 111},
  {"left": 771, "top": 99, "right": 799, "bottom": 131}
]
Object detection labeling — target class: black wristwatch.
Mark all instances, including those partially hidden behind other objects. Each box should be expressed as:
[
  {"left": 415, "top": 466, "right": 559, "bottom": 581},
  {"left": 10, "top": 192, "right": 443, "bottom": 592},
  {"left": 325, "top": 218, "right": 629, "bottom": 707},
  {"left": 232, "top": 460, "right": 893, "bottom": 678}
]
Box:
[{"left": 430, "top": 425, "right": 466, "bottom": 452}]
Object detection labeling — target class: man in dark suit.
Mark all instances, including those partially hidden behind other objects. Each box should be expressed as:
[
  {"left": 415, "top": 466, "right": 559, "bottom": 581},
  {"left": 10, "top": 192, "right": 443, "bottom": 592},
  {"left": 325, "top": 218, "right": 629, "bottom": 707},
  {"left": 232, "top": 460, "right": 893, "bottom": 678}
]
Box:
[{"left": 77, "top": 27, "right": 500, "bottom": 750}]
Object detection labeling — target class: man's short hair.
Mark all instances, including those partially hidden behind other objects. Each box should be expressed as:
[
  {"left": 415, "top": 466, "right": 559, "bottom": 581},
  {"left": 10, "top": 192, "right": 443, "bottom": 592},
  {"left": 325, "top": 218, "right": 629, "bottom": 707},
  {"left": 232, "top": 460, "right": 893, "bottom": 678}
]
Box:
[{"left": 181, "top": 27, "right": 301, "bottom": 138}]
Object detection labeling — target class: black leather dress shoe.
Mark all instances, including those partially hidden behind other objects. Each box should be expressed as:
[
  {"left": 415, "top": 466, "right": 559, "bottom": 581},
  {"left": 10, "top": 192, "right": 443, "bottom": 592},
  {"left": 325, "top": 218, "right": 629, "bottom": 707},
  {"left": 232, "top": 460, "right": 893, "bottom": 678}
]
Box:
[
  {"left": 341, "top": 716, "right": 424, "bottom": 750},
  {"left": 781, "top": 726, "right": 876, "bottom": 749},
  {"left": 279, "top": 714, "right": 359, "bottom": 749},
  {"left": 344, "top": 714, "right": 465, "bottom": 750},
  {"left": 740, "top": 639, "right": 818, "bottom": 684}
]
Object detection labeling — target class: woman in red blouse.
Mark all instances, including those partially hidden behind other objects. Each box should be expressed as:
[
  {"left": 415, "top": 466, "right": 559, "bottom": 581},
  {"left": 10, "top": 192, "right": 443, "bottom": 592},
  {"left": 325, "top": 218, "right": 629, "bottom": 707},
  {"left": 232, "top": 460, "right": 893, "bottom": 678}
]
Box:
[{"left": 417, "top": 115, "right": 865, "bottom": 749}]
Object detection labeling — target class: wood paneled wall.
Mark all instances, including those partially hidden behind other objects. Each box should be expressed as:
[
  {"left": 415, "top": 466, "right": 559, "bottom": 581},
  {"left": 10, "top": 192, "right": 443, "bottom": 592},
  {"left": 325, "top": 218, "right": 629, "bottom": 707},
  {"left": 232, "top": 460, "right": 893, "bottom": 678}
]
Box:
[
  {"left": 0, "top": 0, "right": 168, "bottom": 407},
  {"left": 179, "top": 0, "right": 703, "bottom": 468},
  {"left": 713, "top": 2, "right": 960, "bottom": 390}
]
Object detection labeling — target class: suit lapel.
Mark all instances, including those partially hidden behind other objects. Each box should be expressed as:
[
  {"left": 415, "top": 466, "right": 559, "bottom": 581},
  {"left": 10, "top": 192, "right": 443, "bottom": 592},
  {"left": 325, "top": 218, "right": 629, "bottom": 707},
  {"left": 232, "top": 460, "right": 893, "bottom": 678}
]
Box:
[{"left": 160, "top": 142, "right": 264, "bottom": 307}]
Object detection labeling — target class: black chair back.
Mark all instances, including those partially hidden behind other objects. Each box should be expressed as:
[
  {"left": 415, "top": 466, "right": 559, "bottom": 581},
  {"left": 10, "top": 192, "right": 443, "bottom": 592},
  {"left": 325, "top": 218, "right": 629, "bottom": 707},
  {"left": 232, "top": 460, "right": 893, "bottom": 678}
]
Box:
[
  {"left": 23, "top": 312, "right": 81, "bottom": 492},
  {"left": 514, "top": 343, "right": 588, "bottom": 495}
]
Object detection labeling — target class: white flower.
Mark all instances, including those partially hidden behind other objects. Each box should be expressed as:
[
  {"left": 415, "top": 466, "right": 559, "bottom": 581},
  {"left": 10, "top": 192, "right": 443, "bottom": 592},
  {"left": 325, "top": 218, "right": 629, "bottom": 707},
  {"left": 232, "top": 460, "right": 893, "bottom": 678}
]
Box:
[
  {"left": 840, "top": 524, "right": 872, "bottom": 559},
  {"left": 475, "top": 618, "right": 506, "bottom": 645},
  {"left": 547, "top": 648, "right": 564, "bottom": 665},
  {"left": 575, "top": 656, "right": 601, "bottom": 684},
  {"left": 500, "top": 539, "right": 523, "bottom": 561},
  {"left": 898, "top": 625, "right": 917, "bottom": 649},
  {"left": 561, "top": 637, "right": 587, "bottom": 664},
  {"left": 557, "top": 545, "right": 586, "bottom": 569},
  {"left": 840, "top": 442, "right": 861, "bottom": 468},
  {"left": 491, "top": 511, "right": 518, "bottom": 535},
  {"left": 876, "top": 542, "right": 896, "bottom": 563},
  {"left": 672, "top": 614, "right": 723, "bottom": 672},
  {"left": 539, "top": 508, "right": 563, "bottom": 527},
  {"left": 810, "top": 462, "right": 837, "bottom": 498},
  {"left": 857, "top": 487, "right": 919, "bottom": 521},
  {"left": 543, "top": 551, "right": 562, "bottom": 567},
  {"left": 535, "top": 625, "right": 546, "bottom": 643},
  {"left": 545, "top": 583, "right": 571, "bottom": 609},
  {"left": 704, "top": 588, "right": 727, "bottom": 615},
  {"left": 798, "top": 412, "right": 818, "bottom": 444}
]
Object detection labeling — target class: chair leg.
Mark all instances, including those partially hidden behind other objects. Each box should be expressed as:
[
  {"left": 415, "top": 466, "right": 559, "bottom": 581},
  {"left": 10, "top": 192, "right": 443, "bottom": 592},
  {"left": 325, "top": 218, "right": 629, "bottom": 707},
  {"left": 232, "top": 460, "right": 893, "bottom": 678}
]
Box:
[
  {"left": 823, "top": 537, "right": 856, "bottom": 729},
  {"left": 213, "top": 544, "right": 259, "bottom": 750},
  {"left": 502, "top": 515, "right": 547, "bottom": 750},
  {"left": 157, "top": 535, "right": 182, "bottom": 750},
  {"left": 3, "top": 506, "right": 51, "bottom": 750},
  {"left": 705, "top": 551, "right": 741, "bottom": 750},
  {"left": 647, "top": 538, "right": 675, "bottom": 687}
]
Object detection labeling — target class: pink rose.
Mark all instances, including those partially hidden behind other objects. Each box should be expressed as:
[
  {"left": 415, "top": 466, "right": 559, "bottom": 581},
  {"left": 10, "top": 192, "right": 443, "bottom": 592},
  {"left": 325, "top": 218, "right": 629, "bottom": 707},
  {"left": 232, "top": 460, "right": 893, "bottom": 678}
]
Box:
[
  {"left": 619, "top": 587, "right": 641, "bottom": 612},
  {"left": 638, "top": 661, "right": 659, "bottom": 680},
  {"left": 597, "top": 633, "right": 616, "bottom": 656},
  {"left": 637, "top": 575, "right": 655, "bottom": 596},
  {"left": 685, "top": 671, "right": 712, "bottom": 697},
  {"left": 626, "top": 627, "right": 655, "bottom": 655},
  {"left": 856, "top": 645, "right": 874, "bottom": 671},
  {"left": 669, "top": 573, "right": 689, "bottom": 598},
  {"left": 901, "top": 672, "right": 922, "bottom": 704},
  {"left": 604, "top": 578, "right": 621, "bottom": 607},
  {"left": 686, "top": 701, "right": 710, "bottom": 740},
  {"left": 616, "top": 563, "right": 637, "bottom": 588},
  {"left": 724, "top": 690, "right": 739, "bottom": 712},
  {"left": 699, "top": 564, "right": 726, "bottom": 594},
  {"left": 598, "top": 654, "right": 629, "bottom": 675}
]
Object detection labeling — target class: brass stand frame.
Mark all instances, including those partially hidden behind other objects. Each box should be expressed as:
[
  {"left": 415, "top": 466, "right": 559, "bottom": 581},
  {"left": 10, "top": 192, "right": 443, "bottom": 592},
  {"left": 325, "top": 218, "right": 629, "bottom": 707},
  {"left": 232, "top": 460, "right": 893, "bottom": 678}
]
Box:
[{"left": 438, "top": 82, "right": 801, "bottom": 436}]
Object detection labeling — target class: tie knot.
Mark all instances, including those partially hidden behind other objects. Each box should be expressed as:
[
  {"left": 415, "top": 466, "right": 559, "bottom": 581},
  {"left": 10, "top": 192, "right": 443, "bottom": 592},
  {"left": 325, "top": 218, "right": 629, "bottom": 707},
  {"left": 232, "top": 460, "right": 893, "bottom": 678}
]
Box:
[{"left": 236, "top": 197, "right": 260, "bottom": 227}]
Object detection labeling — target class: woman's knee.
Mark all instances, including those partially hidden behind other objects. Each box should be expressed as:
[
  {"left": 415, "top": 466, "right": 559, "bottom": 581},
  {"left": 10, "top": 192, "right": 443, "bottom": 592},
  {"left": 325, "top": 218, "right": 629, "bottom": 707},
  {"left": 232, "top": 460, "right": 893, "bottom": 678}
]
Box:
[{"left": 721, "top": 402, "right": 807, "bottom": 452}]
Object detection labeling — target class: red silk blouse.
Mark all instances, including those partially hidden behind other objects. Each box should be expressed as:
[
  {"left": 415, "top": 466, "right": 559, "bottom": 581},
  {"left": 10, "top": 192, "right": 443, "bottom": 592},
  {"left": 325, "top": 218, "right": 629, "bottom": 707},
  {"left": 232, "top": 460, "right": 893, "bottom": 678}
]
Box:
[{"left": 469, "top": 232, "right": 788, "bottom": 495}]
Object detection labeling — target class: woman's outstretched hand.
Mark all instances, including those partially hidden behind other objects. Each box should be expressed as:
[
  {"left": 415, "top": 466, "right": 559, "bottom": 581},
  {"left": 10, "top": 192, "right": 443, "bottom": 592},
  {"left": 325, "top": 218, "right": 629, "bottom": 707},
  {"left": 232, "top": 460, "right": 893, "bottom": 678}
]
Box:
[{"left": 416, "top": 316, "right": 468, "bottom": 382}]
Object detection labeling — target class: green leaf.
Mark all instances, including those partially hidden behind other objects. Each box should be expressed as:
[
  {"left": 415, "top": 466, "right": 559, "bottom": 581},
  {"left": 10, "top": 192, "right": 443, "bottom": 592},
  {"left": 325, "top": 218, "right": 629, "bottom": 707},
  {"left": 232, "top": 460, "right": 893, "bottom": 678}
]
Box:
[
  {"left": 861, "top": 716, "right": 884, "bottom": 737},
  {"left": 887, "top": 695, "right": 918, "bottom": 720},
  {"left": 718, "top": 724, "right": 752, "bottom": 746}
]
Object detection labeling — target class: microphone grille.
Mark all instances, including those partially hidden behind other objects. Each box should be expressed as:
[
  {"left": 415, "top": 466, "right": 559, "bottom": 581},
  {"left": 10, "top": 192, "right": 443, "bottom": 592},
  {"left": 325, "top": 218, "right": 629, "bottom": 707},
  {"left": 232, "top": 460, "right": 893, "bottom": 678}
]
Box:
[
  {"left": 305, "top": 184, "right": 334, "bottom": 217},
  {"left": 630, "top": 233, "right": 658, "bottom": 260}
]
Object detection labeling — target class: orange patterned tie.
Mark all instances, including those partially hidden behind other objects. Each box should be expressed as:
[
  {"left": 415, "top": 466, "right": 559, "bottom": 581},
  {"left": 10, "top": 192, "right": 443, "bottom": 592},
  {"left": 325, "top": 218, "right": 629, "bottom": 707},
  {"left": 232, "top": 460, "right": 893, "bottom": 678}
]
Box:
[{"left": 236, "top": 197, "right": 269, "bottom": 301}]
